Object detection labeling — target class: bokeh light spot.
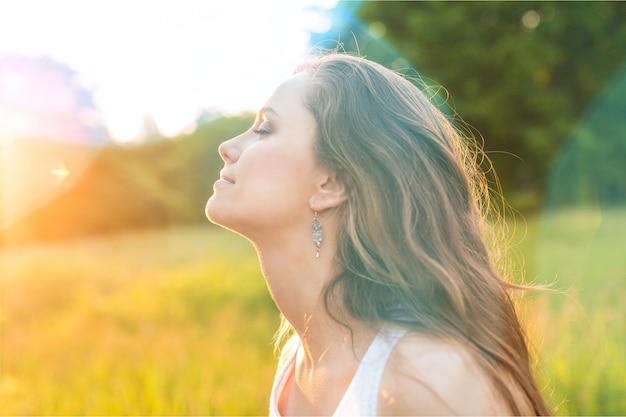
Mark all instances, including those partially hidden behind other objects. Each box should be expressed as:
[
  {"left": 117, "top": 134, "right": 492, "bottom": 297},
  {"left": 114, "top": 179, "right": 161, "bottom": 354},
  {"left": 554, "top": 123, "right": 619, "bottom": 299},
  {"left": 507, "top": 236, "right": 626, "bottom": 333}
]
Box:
[
  {"left": 369, "top": 21, "right": 387, "bottom": 39},
  {"left": 522, "top": 10, "right": 541, "bottom": 30}
]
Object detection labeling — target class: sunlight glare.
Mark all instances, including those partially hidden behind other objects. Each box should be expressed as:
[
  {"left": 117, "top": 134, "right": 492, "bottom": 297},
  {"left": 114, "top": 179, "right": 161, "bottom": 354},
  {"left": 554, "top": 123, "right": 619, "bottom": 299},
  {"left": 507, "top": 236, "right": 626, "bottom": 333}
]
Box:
[
  {"left": 50, "top": 162, "right": 70, "bottom": 180},
  {"left": 0, "top": 0, "right": 338, "bottom": 142}
]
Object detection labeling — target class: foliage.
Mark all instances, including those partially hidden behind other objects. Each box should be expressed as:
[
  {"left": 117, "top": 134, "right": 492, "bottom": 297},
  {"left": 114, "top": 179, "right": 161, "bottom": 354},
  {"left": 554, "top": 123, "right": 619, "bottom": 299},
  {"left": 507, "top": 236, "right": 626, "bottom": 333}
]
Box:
[
  {"left": 2, "top": 115, "right": 254, "bottom": 244},
  {"left": 5, "top": 3, "right": 625, "bottom": 243},
  {"left": 312, "top": 1, "right": 626, "bottom": 207},
  {"left": 545, "top": 64, "right": 626, "bottom": 208},
  {"left": 1, "top": 209, "right": 625, "bottom": 415}
]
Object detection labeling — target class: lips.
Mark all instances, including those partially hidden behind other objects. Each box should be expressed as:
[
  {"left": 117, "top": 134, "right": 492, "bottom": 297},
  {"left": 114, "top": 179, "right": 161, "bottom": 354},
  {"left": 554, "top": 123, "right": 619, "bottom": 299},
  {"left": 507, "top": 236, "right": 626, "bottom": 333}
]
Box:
[{"left": 219, "top": 171, "right": 235, "bottom": 184}]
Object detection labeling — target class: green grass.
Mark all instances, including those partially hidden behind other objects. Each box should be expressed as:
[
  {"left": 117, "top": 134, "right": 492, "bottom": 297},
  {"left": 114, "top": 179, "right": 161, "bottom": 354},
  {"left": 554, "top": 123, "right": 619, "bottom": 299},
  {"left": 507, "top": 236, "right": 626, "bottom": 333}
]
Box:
[
  {"left": 1, "top": 226, "right": 279, "bottom": 415},
  {"left": 514, "top": 208, "right": 626, "bottom": 415},
  {"left": 1, "top": 208, "right": 625, "bottom": 415}
]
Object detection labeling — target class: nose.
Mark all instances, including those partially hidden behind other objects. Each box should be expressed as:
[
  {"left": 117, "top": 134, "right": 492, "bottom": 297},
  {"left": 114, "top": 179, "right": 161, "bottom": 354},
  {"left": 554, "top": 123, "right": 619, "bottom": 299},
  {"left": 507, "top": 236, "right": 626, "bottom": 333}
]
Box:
[{"left": 218, "top": 134, "right": 242, "bottom": 163}]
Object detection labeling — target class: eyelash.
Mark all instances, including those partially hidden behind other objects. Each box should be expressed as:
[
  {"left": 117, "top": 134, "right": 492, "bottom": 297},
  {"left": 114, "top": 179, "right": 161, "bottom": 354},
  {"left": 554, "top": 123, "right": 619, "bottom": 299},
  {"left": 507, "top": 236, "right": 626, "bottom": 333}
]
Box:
[{"left": 253, "top": 121, "right": 271, "bottom": 135}]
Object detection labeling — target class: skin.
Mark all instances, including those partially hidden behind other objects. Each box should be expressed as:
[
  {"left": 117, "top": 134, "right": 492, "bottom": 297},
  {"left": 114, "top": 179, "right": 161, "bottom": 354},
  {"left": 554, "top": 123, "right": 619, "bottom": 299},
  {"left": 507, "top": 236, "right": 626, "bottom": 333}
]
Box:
[
  {"left": 206, "top": 72, "right": 510, "bottom": 416},
  {"left": 205, "top": 72, "right": 323, "bottom": 240},
  {"left": 379, "top": 334, "right": 511, "bottom": 415}
]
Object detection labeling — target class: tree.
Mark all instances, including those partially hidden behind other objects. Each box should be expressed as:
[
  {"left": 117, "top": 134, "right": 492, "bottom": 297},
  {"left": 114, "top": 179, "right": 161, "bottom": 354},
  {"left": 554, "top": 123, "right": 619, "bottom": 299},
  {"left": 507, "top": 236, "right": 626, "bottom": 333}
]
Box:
[{"left": 311, "top": 2, "right": 626, "bottom": 207}]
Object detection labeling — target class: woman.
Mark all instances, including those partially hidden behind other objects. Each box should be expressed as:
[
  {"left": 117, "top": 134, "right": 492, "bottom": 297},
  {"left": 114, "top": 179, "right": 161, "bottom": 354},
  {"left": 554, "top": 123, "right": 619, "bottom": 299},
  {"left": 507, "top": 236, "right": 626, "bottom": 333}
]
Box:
[{"left": 206, "top": 53, "right": 550, "bottom": 415}]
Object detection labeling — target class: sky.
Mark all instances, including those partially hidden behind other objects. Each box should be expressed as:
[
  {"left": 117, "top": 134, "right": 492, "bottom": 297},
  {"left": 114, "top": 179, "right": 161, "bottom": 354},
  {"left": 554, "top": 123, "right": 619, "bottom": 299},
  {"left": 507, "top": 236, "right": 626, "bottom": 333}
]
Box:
[{"left": 0, "top": 0, "right": 338, "bottom": 142}]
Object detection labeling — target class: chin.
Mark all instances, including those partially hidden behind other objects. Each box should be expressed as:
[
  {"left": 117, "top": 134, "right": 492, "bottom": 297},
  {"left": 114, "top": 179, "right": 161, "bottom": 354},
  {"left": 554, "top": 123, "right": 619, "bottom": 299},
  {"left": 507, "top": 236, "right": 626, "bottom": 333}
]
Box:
[
  {"left": 205, "top": 196, "right": 238, "bottom": 231},
  {"left": 205, "top": 195, "right": 222, "bottom": 225}
]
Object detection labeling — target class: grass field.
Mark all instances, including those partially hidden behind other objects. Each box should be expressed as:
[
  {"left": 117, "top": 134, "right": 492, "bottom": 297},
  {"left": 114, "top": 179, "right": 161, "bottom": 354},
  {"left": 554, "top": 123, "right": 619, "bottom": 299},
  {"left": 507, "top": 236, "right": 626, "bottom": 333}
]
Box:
[
  {"left": 1, "top": 208, "right": 625, "bottom": 415},
  {"left": 514, "top": 208, "right": 626, "bottom": 415}
]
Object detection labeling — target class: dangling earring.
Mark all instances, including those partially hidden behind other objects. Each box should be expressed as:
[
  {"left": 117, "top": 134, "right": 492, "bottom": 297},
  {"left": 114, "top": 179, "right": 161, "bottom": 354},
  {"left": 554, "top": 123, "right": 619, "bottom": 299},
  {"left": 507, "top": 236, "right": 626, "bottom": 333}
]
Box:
[{"left": 312, "top": 211, "right": 322, "bottom": 258}]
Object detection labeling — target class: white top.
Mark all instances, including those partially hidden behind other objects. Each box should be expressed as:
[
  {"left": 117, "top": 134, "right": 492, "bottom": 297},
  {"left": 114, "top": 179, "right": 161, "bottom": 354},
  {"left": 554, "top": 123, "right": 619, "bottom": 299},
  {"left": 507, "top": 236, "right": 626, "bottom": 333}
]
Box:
[{"left": 269, "top": 325, "right": 408, "bottom": 416}]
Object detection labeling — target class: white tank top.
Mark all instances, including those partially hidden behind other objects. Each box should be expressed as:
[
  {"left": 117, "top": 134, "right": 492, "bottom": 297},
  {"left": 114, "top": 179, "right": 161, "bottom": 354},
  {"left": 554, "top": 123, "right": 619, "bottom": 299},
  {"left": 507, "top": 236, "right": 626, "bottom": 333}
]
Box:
[{"left": 269, "top": 325, "right": 408, "bottom": 416}]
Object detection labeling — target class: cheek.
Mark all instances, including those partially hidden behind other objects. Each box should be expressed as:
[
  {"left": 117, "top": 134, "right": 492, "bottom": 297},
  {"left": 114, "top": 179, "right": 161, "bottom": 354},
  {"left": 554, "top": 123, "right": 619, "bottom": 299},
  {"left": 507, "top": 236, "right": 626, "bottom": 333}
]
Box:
[
  {"left": 242, "top": 145, "right": 314, "bottom": 190},
  {"left": 207, "top": 143, "right": 317, "bottom": 234}
]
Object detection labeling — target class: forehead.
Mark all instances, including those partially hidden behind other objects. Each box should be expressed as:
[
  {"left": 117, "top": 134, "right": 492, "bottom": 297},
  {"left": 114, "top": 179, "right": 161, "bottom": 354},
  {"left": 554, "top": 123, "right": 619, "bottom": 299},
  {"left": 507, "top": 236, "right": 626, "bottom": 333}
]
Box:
[{"left": 264, "top": 72, "right": 311, "bottom": 112}]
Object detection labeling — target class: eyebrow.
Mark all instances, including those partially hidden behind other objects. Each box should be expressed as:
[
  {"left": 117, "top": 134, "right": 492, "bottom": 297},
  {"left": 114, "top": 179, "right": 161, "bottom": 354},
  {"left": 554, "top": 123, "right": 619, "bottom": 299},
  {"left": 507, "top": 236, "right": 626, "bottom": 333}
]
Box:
[{"left": 260, "top": 106, "right": 281, "bottom": 119}]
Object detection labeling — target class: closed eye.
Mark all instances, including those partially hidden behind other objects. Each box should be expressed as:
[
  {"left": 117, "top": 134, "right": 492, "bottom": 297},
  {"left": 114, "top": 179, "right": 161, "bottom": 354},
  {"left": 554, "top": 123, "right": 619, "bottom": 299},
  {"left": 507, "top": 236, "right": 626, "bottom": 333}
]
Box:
[{"left": 253, "top": 121, "right": 272, "bottom": 135}]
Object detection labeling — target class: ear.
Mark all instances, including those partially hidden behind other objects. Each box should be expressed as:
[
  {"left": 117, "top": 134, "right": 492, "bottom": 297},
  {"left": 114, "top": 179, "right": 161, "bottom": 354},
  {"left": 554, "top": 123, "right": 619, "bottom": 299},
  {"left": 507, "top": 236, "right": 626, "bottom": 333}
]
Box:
[{"left": 309, "top": 169, "right": 347, "bottom": 211}]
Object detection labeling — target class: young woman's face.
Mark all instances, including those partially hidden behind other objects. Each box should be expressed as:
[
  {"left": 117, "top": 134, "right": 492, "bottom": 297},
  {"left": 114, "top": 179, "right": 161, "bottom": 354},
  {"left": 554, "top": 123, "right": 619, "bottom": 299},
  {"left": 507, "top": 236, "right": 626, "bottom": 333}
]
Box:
[{"left": 205, "top": 72, "right": 321, "bottom": 237}]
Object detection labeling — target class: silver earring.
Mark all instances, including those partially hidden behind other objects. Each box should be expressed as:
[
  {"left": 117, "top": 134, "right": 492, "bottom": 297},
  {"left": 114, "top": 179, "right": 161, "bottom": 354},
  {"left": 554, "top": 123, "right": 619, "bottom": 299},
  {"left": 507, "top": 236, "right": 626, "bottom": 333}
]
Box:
[{"left": 312, "top": 211, "right": 322, "bottom": 258}]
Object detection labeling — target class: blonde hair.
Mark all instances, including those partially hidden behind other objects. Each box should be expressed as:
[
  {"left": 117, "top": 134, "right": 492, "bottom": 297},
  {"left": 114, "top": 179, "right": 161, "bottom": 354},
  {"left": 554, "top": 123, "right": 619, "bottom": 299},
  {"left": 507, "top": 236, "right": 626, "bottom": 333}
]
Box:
[{"left": 279, "top": 53, "right": 550, "bottom": 415}]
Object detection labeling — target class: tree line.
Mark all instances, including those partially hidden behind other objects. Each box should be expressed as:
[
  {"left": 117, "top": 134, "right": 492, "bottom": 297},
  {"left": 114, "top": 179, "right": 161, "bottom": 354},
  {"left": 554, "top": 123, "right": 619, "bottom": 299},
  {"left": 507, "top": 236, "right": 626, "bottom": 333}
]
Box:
[{"left": 311, "top": 1, "right": 626, "bottom": 209}]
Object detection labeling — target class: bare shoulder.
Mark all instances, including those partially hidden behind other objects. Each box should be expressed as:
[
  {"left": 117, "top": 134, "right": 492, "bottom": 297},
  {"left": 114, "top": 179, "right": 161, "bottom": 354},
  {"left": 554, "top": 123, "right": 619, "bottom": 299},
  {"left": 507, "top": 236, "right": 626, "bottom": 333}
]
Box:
[{"left": 378, "top": 332, "right": 511, "bottom": 416}]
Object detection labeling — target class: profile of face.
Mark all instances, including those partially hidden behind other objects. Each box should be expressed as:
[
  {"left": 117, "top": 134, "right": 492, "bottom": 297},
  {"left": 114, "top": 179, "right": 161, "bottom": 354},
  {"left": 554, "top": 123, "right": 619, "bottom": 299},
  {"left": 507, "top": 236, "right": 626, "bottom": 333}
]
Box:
[{"left": 206, "top": 72, "right": 326, "bottom": 240}]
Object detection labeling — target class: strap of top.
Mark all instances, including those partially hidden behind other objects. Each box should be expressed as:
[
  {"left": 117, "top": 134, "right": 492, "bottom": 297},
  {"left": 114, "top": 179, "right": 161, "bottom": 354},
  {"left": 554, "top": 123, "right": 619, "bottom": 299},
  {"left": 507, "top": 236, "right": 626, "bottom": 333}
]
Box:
[
  {"left": 333, "top": 325, "right": 407, "bottom": 416},
  {"left": 269, "top": 336, "right": 299, "bottom": 417},
  {"left": 269, "top": 325, "right": 407, "bottom": 417}
]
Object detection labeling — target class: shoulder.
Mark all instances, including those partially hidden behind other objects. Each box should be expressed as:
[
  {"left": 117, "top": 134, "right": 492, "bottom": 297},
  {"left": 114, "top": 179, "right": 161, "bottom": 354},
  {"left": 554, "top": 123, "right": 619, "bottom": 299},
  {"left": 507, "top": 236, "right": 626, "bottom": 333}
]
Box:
[{"left": 378, "top": 332, "right": 510, "bottom": 416}]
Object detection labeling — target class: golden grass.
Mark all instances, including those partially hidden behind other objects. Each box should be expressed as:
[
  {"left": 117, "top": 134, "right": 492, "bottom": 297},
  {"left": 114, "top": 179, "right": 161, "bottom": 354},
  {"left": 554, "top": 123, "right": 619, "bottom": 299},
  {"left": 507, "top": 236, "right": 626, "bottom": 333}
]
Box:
[
  {"left": 1, "top": 208, "right": 625, "bottom": 415},
  {"left": 1, "top": 226, "right": 278, "bottom": 415}
]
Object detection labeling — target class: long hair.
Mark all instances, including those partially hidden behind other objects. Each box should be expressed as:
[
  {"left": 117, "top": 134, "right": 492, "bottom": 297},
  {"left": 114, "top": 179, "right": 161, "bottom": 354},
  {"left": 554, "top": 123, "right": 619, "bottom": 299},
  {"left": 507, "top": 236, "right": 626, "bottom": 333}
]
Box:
[{"left": 279, "top": 53, "right": 550, "bottom": 415}]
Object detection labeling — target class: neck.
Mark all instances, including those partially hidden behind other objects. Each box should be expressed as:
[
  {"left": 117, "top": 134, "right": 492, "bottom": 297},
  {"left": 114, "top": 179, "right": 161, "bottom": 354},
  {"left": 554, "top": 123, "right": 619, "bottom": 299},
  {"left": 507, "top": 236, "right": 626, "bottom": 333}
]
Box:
[{"left": 250, "top": 221, "right": 376, "bottom": 367}]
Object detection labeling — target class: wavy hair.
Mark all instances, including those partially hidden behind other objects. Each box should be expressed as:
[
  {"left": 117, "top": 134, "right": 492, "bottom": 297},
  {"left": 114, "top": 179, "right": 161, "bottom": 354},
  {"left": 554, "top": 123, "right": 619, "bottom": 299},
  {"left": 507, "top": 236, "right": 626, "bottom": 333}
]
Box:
[{"left": 278, "top": 53, "right": 550, "bottom": 415}]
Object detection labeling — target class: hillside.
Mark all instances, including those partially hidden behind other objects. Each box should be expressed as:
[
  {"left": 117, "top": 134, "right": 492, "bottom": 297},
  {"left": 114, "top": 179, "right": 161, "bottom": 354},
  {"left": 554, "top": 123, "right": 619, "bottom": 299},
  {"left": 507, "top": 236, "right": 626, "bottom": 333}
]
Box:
[{"left": 1, "top": 114, "right": 254, "bottom": 245}]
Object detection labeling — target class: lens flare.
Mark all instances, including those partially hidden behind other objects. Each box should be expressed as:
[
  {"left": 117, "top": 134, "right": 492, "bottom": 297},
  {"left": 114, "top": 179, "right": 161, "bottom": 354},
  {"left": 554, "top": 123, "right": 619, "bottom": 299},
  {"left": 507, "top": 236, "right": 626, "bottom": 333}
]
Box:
[{"left": 50, "top": 162, "right": 70, "bottom": 181}]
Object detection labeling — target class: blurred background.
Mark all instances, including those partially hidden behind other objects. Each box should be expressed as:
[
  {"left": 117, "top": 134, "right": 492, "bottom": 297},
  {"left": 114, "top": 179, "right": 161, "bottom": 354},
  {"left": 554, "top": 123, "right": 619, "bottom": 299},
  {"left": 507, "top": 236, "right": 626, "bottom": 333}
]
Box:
[{"left": 1, "top": 1, "right": 625, "bottom": 415}]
